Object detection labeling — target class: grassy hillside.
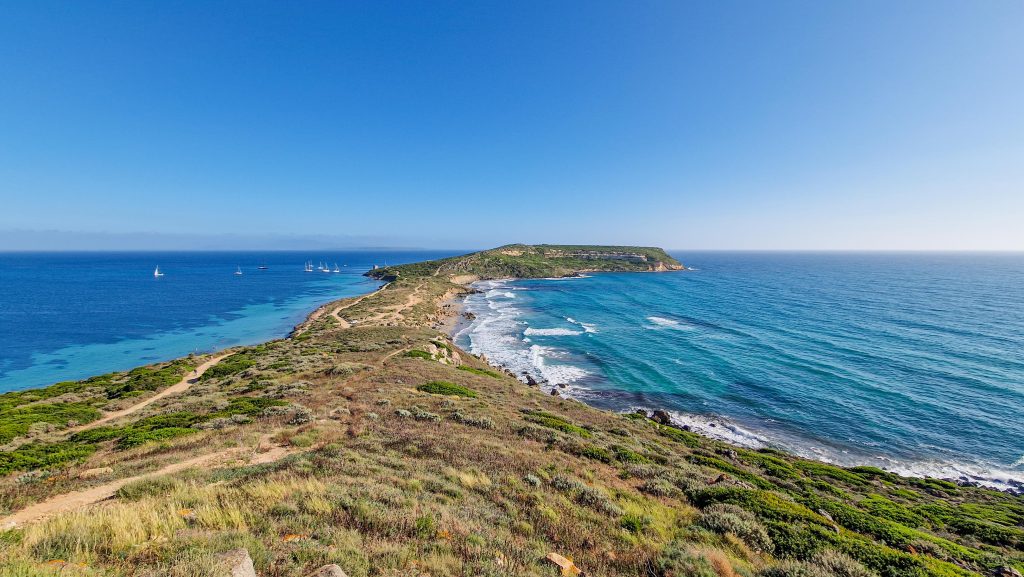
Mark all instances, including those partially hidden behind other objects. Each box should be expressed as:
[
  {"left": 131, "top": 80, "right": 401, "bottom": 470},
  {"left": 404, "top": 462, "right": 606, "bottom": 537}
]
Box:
[
  {"left": 1, "top": 246, "right": 1021, "bottom": 577},
  {"left": 366, "top": 244, "right": 684, "bottom": 281}
]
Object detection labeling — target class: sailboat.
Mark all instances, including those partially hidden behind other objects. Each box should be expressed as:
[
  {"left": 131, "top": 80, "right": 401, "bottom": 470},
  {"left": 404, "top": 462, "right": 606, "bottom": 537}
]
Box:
[
  {"left": 333, "top": 263, "right": 341, "bottom": 273},
  {"left": 234, "top": 266, "right": 243, "bottom": 276},
  {"left": 258, "top": 262, "right": 268, "bottom": 270},
  {"left": 153, "top": 266, "right": 164, "bottom": 278},
  {"left": 322, "top": 260, "right": 332, "bottom": 273},
  {"left": 304, "top": 261, "right": 314, "bottom": 272}
]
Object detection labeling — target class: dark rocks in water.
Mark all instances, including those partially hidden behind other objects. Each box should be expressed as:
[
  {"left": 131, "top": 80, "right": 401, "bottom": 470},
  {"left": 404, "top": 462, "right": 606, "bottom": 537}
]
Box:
[
  {"left": 524, "top": 373, "right": 539, "bottom": 387},
  {"left": 556, "top": 382, "right": 567, "bottom": 389},
  {"left": 634, "top": 409, "right": 647, "bottom": 418},
  {"left": 681, "top": 424, "right": 691, "bottom": 431},
  {"left": 651, "top": 410, "right": 672, "bottom": 425},
  {"left": 462, "top": 312, "right": 476, "bottom": 320},
  {"left": 550, "top": 389, "right": 560, "bottom": 396}
]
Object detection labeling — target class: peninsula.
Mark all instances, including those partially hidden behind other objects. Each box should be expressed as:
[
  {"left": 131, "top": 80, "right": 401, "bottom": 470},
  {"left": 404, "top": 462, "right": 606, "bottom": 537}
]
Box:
[{"left": 1, "top": 246, "right": 1021, "bottom": 577}]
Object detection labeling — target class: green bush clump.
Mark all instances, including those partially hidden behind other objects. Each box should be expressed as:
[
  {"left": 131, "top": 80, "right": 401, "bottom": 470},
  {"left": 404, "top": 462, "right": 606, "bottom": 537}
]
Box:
[
  {"left": 698, "top": 503, "right": 773, "bottom": 552},
  {"left": 200, "top": 353, "right": 256, "bottom": 381},
  {"left": 620, "top": 513, "right": 651, "bottom": 534},
  {"left": 456, "top": 365, "right": 502, "bottom": 378},
  {"left": 690, "top": 488, "right": 831, "bottom": 527},
  {"left": 859, "top": 494, "right": 925, "bottom": 527},
  {"left": 117, "top": 427, "right": 196, "bottom": 449},
  {"left": 652, "top": 542, "right": 721, "bottom": 577},
  {"left": 568, "top": 444, "right": 612, "bottom": 463},
  {"left": 417, "top": 381, "right": 477, "bottom": 398},
  {"left": 739, "top": 449, "right": 800, "bottom": 480},
  {"left": 687, "top": 454, "right": 775, "bottom": 490},
  {"left": 523, "top": 410, "right": 591, "bottom": 438},
  {"left": 794, "top": 460, "right": 869, "bottom": 486},
  {"left": 209, "top": 397, "right": 287, "bottom": 418},
  {"left": 613, "top": 445, "right": 652, "bottom": 464},
  {"left": 0, "top": 441, "right": 99, "bottom": 475},
  {"left": 104, "top": 359, "right": 194, "bottom": 398},
  {"left": 657, "top": 424, "right": 701, "bottom": 448},
  {"left": 404, "top": 350, "right": 433, "bottom": 360},
  {"left": 0, "top": 402, "right": 102, "bottom": 444}
]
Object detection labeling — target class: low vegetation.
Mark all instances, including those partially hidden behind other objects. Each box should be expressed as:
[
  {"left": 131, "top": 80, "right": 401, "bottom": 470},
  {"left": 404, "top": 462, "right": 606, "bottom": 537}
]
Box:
[{"left": 1, "top": 246, "right": 1021, "bottom": 577}]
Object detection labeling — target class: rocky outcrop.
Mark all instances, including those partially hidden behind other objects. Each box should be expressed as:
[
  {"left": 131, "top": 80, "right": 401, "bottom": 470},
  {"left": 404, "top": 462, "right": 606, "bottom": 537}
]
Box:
[
  {"left": 651, "top": 410, "right": 672, "bottom": 425},
  {"left": 218, "top": 549, "right": 257, "bottom": 577}
]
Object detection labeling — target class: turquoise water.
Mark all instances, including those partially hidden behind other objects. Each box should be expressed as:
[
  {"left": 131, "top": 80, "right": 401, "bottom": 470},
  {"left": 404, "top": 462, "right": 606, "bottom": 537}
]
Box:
[
  {"left": 456, "top": 252, "right": 1024, "bottom": 490},
  {"left": 0, "top": 250, "right": 455, "bottom": 393}
]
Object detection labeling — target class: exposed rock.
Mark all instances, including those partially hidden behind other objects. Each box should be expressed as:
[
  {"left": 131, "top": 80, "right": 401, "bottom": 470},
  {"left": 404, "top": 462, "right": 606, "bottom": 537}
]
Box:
[
  {"left": 308, "top": 564, "right": 349, "bottom": 577},
  {"left": 524, "top": 373, "right": 539, "bottom": 387},
  {"left": 78, "top": 466, "right": 113, "bottom": 479},
  {"left": 550, "top": 389, "right": 560, "bottom": 396},
  {"left": 651, "top": 410, "right": 672, "bottom": 425},
  {"left": 994, "top": 567, "right": 1023, "bottom": 577},
  {"left": 217, "top": 548, "right": 256, "bottom": 577}
]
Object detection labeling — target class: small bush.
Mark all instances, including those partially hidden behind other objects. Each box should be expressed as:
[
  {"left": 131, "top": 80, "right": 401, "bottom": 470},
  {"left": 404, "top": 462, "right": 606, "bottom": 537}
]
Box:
[
  {"left": 417, "top": 381, "right": 477, "bottom": 398},
  {"left": 698, "top": 503, "right": 773, "bottom": 553},
  {"left": 404, "top": 350, "right": 433, "bottom": 360},
  {"left": 451, "top": 412, "right": 495, "bottom": 429},
  {"left": 523, "top": 410, "right": 591, "bottom": 437},
  {"left": 813, "top": 550, "right": 878, "bottom": 577},
  {"left": 456, "top": 365, "right": 502, "bottom": 378}
]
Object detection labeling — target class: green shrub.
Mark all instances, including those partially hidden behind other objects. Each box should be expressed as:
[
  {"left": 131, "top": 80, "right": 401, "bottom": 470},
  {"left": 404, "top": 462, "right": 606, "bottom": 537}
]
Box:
[
  {"left": 652, "top": 542, "right": 720, "bottom": 577},
  {"left": 620, "top": 513, "right": 651, "bottom": 534},
  {"left": 813, "top": 550, "right": 878, "bottom": 577},
  {"left": 698, "top": 503, "right": 773, "bottom": 552},
  {"left": 523, "top": 410, "right": 591, "bottom": 437},
  {"left": 417, "top": 381, "right": 477, "bottom": 398},
  {"left": 456, "top": 365, "right": 502, "bottom": 378},
  {"left": 404, "top": 350, "right": 433, "bottom": 360},
  {"left": 0, "top": 441, "right": 98, "bottom": 475},
  {"left": 613, "top": 445, "right": 652, "bottom": 464},
  {"left": 0, "top": 402, "right": 102, "bottom": 444},
  {"left": 686, "top": 454, "right": 775, "bottom": 490},
  {"left": 568, "top": 443, "right": 613, "bottom": 463},
  {"left": 860, "top": 494, "right": 925, "bottom": 527},
  {"left": 200, "top": 353, "right": 256, "bottom": 381},
  {"left": 657, "top": 424, "right": 701, "bottom": 448}
]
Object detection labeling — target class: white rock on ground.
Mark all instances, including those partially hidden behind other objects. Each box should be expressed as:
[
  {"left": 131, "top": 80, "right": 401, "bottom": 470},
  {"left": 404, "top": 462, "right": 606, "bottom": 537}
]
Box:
[{"left": 218, "top": 548, "right": 257, "bottom": 577}]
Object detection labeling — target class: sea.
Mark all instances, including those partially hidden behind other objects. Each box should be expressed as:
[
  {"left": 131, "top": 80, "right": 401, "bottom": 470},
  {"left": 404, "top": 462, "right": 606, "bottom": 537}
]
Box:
[
  {"left": 454, "top": 252, "right": 1024, "bottom": 491},
  {"left": 0, "top": 250, "right": 457, "bottom": 393}
]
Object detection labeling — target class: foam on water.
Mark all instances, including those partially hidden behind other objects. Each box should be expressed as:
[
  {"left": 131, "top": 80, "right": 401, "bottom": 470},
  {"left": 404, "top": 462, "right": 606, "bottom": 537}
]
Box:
[{"left": 524, "top": 327, "right": 583, "bottom": 336}]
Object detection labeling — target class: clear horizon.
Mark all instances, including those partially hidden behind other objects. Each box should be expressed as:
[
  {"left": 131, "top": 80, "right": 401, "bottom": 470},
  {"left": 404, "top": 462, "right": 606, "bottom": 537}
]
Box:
[{"left": 2, "top": 2, "right": 1022, "bottom": 251}]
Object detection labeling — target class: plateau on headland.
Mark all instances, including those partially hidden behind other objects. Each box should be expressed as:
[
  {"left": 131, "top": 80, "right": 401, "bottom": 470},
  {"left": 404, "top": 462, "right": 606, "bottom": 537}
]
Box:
[
  {"left": 365, "top": 244, "right": 685, "bottom": 282},
  {"left": 1, "top": 246, "right": 1022, "bottom": 577}
]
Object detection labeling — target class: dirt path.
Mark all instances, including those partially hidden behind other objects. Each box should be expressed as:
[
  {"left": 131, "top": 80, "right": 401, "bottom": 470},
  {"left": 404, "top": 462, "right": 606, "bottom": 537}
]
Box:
[
  {"left": 66, "top": 353, "right": 231, "bottom": 435},
  {"left": 1, "top": 434, "right": 296, "bottom": 529},
  {"left": 295, "top": 288, "right": 384, "bottom": 335}
]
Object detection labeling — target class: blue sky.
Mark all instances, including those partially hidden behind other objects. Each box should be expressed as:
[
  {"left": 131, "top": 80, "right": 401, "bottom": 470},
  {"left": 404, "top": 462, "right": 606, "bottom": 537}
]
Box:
[{"left": 1, "top": 1, "right": 1021, "bottom": 250}]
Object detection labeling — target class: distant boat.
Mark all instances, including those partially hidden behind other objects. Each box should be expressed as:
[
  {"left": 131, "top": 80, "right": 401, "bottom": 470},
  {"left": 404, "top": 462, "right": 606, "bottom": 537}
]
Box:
[
  {"left": 234, "top": 266, "right": 243, "bottom": 276},
  {"left": 258, "top": 263, "right": 268, "bottom": 270},
  {"left": 333, "top": 263, "right": 341, "bottom": 273},
  {"left": 153, "top": 266, "right": 164, "bottom": 278},
  {"left": 304, "top": 261, "right": 313, "bottom": 272}
]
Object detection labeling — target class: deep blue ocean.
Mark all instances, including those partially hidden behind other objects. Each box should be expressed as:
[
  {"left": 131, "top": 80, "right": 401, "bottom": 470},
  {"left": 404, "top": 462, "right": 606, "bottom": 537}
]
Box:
[
  {"left": 455, "top": 252, "right": 1024, "bottom": 490},
  {"left": 0, "top": 250, "right": 456, "bottom": 393}
]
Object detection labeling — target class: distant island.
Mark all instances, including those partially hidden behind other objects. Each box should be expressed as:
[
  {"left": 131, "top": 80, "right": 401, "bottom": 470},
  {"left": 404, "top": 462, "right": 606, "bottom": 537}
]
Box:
[{"left": 1, "top": 245, "right": 1021, "bottom": 577}]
